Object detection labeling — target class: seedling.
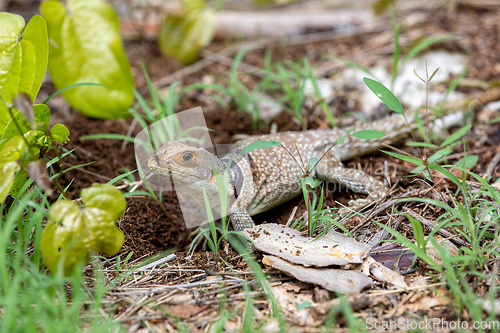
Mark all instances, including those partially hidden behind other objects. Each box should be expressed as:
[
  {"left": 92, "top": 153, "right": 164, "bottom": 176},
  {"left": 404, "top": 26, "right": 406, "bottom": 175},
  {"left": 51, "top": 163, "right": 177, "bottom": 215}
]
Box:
[{"left": 280, "top": 137, "right": 351, "bottom": 238}]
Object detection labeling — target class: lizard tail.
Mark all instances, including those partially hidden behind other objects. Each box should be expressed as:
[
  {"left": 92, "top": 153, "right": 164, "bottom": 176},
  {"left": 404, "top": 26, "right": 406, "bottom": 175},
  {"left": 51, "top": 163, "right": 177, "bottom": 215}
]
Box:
[{"left": 334, "top": 87, "right": 500, "bottom": 160}]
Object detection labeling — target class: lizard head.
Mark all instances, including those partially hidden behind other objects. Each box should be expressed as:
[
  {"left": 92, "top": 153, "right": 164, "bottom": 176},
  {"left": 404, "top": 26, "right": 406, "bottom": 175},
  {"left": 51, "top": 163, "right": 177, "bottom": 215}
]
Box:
[{"left": 147, "top": 140, "right": 223, "bottom": 189}]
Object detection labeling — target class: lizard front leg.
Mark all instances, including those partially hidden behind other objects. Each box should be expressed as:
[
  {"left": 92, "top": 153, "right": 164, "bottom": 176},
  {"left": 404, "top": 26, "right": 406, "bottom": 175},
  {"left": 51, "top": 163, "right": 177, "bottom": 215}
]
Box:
[
  {"left": 228, "top": 205, "right": 256, "bottom": 252},
  {"left": 316, "top": 154, "right": 388, "bottom": 215},
  {"left": 229, "top": 205, "right": 256, "bottom": 231}
]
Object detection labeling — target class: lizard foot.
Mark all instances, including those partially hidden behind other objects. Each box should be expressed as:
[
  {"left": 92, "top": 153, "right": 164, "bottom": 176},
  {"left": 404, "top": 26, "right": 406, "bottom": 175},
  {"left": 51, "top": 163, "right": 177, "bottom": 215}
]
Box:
[{"left": 338, "top": 198, "right": 373, "bottom": 217}]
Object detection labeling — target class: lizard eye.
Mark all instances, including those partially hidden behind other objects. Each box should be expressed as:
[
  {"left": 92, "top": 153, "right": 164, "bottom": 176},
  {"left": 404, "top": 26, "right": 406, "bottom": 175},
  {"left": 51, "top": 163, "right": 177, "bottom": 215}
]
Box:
[{"left": 181, "top": 152, "right": 194, "bottom": 164}]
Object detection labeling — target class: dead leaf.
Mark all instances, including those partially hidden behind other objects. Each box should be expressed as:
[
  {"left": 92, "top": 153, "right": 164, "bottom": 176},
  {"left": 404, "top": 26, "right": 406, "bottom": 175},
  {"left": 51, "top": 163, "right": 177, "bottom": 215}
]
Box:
[
  {"left": 262, "top": 255, "right": 372, "bottom": 294},
  {"left": 357, "top": 257, "right": 408, "bottom": 290},
  {"left": 425, "top": 237, "right": 459, "bottom": 266},
  {"left": 243, "top": 224, "right": 370, "bottom": 267},
  {"left": 13, "top": 93, "right": 35, "bottom": 128},
  {"left": 27, "top": 160, "right": 53, "bottom": 195}
]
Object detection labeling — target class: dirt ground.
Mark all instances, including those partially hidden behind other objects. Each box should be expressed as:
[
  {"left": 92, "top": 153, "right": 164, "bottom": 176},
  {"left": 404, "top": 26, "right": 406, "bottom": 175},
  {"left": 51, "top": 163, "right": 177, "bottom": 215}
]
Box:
[
  {"left": 12, "top": 0, "right": 500, "bottom": 330},
  {"left": 49, "top": 3, "right": 500, "bottom": 262}
]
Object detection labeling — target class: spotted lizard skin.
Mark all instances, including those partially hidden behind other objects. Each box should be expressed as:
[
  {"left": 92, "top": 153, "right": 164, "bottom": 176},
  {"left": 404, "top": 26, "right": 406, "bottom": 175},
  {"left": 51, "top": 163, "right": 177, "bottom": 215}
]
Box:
[{"left": 148, "top": 86, "right": 500, "bottom": 231}]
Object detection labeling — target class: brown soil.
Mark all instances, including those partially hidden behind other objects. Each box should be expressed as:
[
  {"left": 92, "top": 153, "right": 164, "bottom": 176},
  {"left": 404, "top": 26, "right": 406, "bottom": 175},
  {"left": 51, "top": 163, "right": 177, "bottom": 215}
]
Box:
[
  {"left": 30, "top": 1, "right": 500, "bottom": 330},
  {"left": 48, "top": 5, "right": 500, "bottom": 261}
]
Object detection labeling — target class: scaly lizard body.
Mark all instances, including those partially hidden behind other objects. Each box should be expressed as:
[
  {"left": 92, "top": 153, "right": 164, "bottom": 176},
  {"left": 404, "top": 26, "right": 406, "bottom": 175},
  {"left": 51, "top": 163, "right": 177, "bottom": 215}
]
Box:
[
  {"left": 147, "top": 89, "right": 500, "bottom": 231},
  {"left": 149, "top": 111, "right": 423, "bottom": 230}
]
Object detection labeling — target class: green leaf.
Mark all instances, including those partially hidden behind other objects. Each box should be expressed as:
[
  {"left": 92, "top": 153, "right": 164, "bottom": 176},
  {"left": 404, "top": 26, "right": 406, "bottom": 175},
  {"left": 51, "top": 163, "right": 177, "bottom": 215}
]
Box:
[
  {"left": 40, "top": 0, "right": 134, "bottom": 119},
  {"left": 440, "top": 124, "right": 471, "bottom": 147},
  {"left": 455, "top": 155, "right": 478, "bottom": 169},
  {"left": 407, "top": 214, "right": 425, "bottom": 250},
  {"left": 81, "top": 183, "right": 127, "bottom": 220},
  {"left": 405, "top": 141, "right": 438, "bottom": 148},
  {"left": 410, "top": 164, "right": 426, "bottom": 174},
  {"left": 489, "top": 116, "right": 500, "bottom": 124},
  {"left": 158, "top": 0, "right": 217, "bottom": 65},
  {"left": 353, "top": 129, "right": 386, "bottom": 140},
  {"left": 329, "top": 56, "right": 376, "bottom": 78},
  {"left": 427, "top": 147, "right": 451, "bottom": 164},
  {"left": 33, "top": 104, "right": 50, "bottom": 129},
  {"left": 23, "top": 130, "right": 46, "bottom": 152},
  {"left": 1, "top": 110, "right": 28, "bottom": 141},
  {"left": 80, "top": 133, "right": 135, "bottom": 142},
  {"left": 363, "top": 78, "right": 404, "bottom": 114},
  {"left": 20, "top": 15, "right": 48, "bottom": 102},
  {"left": 41, "top": 184, "right": 126, "bottom": 276},
  {"left": 304, "top": 176, "right": 317, "bottom": 188},
  {"left": 0, "top": 104, "right": 51, "bottom": 144},
  {"left": 307, "top": 157, "right": 318, "bottom": 171},
  {"left": 0, "top": 135, "right": 29, "bottom": 162},
  {"left": 1, "top": 102, "right": 69, "bottom": 159},
  {"left": 377, "top": 221, "right": 441, "bottom": 272},
  {"left": 0, "top": 136, "right": 28, "bottom": 202},
  {"left": 390, "top": 8, "right": 400, "bottom": 89},
  {"left": 43, "top": 82, "right": 108, "bottom": 104},
  {"left": 382, "top": 150, "right": 423, "bottom": 166},
  {"left": 0, "top": 14, "right": 48, "bottom": 131},
  {"left": 403, "top": 35, "right": 455, "bottom": 64},
  {"left": 296, "top": 301, "right": 312, "bottom": 310},
  {"left": 0, "top": 161, "right": 20, "bottom": 203},
  {"left": 337, "top": 129, "right": 354, "bottom": 145},
  {"left": 50, "top": 124, "right": 70, "bottom": 144},
  {"left": 10, "top": 168, "right": 28, "bottom": 198},
  {"left": 239, "top": 140, "right": 282, "bottom": 156}
]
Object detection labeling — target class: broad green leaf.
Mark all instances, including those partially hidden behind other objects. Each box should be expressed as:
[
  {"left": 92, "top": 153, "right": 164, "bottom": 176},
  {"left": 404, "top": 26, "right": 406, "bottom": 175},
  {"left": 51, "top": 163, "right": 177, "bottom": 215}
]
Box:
[
  {"left": 50, "top": 124, "right": 70, "bottom": 144},
  {"left": 307, "top": 157, "right": 318, "bottom": 171},
  {"left": 0, "top": 161, "right": 20, "bottom": 203},
  {"left": 33, "top": 104, "right": 51, "bottom": 129},
  {"left": 1, "top": 102, "right": 69, "bottom": 166},
  {"left": 455, "top": 155, "right": 478, "bottom": 169},
  {"left": 41, "top": 184, "right": 126, "bottom": 276},
  {"left": 0, "top": 136, "right": 28, "bottom": 202},
  {"left": 1, "top": 104, "right": 51, "bottom": 143},
  {"left": 23, "top": 130, "right": 45, "bottom": 153},
  {"left": 304, "top": 176, "right": 316, "bottom": 188},
  {"left": 20, "top": 16, "right": 48, "bottom": 102},
  {"left": 1, "top": 111, "right": 27, "bottom": 141},
  {"left": 353, "top": 129, "right": 386, "bottom": 140},
  {"left": 10, "top": 168, "right": 28, "bottom": 198},
  {"left": 0, "top": 136, "right": 29, "bottom": 162},
  {"left": 363, "top": 78, "right": 404, "bottom": 114},
  {"left": 40, "top": 0, "right": 134, "bottom": 119},
  {"left": 81, "top": 183, "right": 127, "bottom": 220},
  {"left": 239, "top": 140, "right": 282, "bottom": 156},
  {"left": 0, "top": 14, "right": 48, "bottom": 131},
  {"left": 158, "top": 0, "right": 216, "bottom": 65}
]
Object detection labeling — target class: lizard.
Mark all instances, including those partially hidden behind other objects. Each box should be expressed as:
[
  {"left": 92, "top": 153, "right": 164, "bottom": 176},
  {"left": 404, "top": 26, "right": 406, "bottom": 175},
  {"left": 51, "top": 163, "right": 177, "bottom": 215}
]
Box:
[{"left": 147, "top": 88, "right": 500, "bottom": 232}]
